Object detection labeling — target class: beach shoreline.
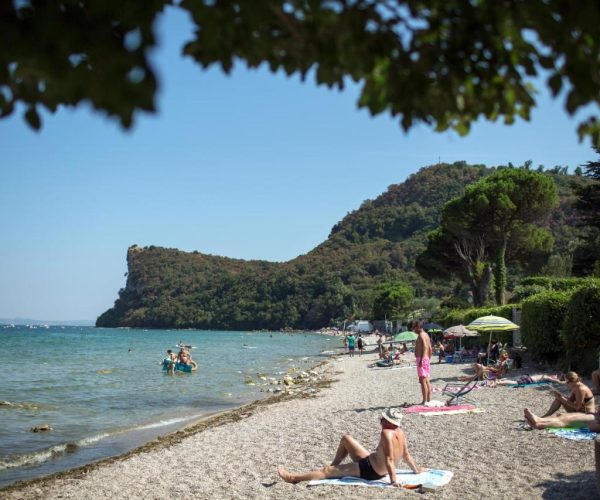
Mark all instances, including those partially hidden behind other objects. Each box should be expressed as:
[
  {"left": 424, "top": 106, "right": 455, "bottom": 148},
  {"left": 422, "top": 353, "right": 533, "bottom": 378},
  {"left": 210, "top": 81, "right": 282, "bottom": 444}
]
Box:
[
  {"left": 0, "top": 359, "right": 336, "bottom": 496},
  {"left": 2, "top": 352, "right": 597, "bottom": 499}
]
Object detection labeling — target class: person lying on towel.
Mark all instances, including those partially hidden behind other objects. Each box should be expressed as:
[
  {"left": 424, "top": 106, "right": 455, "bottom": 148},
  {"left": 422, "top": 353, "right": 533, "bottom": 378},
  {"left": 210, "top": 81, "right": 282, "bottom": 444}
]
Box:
[
  {"left": 277, "top": 408, "right": 424, "bottom": 487},
  {"left": 524, "top": 406, "right": 600, "bottom": 431},
  {"left": 494, "top": 373, "right": 565, "bottom": 386}
]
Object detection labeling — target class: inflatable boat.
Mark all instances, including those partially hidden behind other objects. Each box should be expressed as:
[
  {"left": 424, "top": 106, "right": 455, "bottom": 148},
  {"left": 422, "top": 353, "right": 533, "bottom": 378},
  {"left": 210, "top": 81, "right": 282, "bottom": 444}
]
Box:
[{"left": 162, "top": 359, "right": 198, "bottom": 372}]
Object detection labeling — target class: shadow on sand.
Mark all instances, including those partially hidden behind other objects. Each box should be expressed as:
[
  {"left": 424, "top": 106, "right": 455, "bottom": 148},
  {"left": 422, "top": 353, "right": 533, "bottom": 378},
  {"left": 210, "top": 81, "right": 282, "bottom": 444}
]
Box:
[{"left": 537, "top": 470, "right": 598, "bottom": 500}]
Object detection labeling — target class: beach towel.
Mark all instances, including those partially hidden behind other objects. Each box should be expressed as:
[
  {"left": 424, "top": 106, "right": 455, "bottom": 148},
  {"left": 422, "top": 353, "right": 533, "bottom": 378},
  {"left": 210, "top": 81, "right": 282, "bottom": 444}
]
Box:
[
  {"left": 547, "top": 427, "right": 597, "bottom": 441},
  {"left": 507, "top": 381, "right": 552, "bottom": 388},
  {"left": 308, "top": 468, "right": 453, "bottom": 490},
  {"left": 421, "top": 408, "right": 484, "bottom": 416},
  {"left": 403, "top": 404, "right": 475, "bottom": 414},
  {"left": 370, "top": 364, "right": 414, "bottom": 371}
]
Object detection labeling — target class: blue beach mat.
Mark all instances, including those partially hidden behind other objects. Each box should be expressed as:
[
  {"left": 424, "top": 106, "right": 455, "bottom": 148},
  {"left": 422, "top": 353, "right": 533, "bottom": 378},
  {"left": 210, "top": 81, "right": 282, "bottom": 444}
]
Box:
[
  {"left": 547, "top": 427, "right": 597, "bottom": 441},
  {"left": 308, "top": 468, "right": 453, "bottom": 489}
]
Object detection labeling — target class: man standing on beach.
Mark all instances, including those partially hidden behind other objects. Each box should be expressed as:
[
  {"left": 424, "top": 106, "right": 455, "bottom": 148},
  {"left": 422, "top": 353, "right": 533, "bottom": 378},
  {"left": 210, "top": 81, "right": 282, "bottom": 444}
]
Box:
[
  {"left": 277, "top": 408, "right": 424, "bottom": 486},
  {"left": 413, "top": 321, "right": 432, "bottom": 404}
]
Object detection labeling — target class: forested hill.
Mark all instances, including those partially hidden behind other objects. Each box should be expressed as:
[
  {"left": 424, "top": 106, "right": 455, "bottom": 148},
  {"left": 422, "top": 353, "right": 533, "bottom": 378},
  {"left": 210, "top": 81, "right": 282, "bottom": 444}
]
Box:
[{"left": 96, "top": 162, "right": 585, "bottom": 330}]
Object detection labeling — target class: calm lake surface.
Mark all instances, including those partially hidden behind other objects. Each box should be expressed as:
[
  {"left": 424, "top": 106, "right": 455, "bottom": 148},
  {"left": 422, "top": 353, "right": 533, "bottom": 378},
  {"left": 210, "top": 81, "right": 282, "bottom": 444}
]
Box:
[{"left": 0, "top": 325, "right": 336, "bottom": 487}]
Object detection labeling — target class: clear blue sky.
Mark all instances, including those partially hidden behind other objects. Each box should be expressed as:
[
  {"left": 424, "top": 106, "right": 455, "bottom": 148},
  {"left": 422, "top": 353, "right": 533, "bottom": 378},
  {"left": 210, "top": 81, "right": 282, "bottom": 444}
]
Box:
[{"left": 0, "top": 7, "right": 596, "bottom": 321}]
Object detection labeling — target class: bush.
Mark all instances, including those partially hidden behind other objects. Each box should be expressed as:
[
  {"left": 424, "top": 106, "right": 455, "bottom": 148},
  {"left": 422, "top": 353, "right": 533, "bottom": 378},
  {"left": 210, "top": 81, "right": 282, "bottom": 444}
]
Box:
[
  {"left": 436, "top": 304, "right": 518, "bottom": 349},
  {"left": 561, "top": 283, "right": 600, "bottom": 374},
  {"left": 510, "top": 284, "right": 547, "bottom": 303},
  {"left": 520, "top": 291, "right": 571, "bottom": 365},
  {"left": 437, "top": 304, "right": 516, "bottom": 327},
  {"left": 519, "top": 276, "right": 600, "bottom": 291}
]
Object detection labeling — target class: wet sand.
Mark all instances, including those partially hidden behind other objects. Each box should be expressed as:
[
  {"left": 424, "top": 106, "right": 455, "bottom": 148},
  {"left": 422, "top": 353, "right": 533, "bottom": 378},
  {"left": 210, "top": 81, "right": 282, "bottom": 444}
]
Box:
[{"left": 2, "top": 352, "right": 597, "bottom": 499}]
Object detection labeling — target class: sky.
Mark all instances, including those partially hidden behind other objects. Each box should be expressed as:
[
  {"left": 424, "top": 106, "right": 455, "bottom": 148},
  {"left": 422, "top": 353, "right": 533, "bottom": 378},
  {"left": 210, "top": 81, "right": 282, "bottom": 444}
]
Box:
[{"left": 0, "top": 7, "right": 597, "bottom": 322}]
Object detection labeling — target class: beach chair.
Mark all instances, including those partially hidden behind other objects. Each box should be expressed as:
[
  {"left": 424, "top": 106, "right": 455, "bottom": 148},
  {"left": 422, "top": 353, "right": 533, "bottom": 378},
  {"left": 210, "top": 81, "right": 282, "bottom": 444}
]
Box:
[{"left": 442, "top": 378, "right": 479, "bottom": 406}]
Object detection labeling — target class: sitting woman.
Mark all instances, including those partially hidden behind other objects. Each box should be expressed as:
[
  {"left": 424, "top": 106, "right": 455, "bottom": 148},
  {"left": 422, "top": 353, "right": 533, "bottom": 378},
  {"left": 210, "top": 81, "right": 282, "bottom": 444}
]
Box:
[
  {"left": 524, "top": 406, "right": 600, "bottom": 431},
  {"left": 460, "top": 352, "right": 509, "bottom": 382},
  {"left": 376, "top": 348, "right": 394, "bottom": 367},
  {"left": 539, "top": 371, "right": 595, "bottom": 417}
]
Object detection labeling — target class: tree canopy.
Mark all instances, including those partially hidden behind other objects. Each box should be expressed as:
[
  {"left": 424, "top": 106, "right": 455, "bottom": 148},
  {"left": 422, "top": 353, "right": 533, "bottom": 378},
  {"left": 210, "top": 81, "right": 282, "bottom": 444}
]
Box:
[
  {"left": 371, "top": 281, "right": 414, "bottom": 320},
  {"left": 2, "top": 1, "right": 599, "bottom": 143},
  {"left": 572, "top": 147, "right": 600, "bottom": 276},
  {"left": 417, "top": 168, "right": 558, "bottom": 306}
]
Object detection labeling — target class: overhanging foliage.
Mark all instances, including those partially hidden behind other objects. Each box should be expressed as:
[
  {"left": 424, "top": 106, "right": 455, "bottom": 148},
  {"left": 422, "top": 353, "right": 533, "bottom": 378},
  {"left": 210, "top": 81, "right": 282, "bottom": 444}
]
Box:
[{"left": 1, "top": 1, "right": 599, "bottom": 142}]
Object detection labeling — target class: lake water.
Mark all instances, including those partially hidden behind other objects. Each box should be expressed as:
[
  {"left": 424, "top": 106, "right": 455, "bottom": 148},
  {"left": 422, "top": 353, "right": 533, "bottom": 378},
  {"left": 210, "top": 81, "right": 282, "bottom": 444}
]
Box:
[{"left": 0, "top": 325, "right": 336, "bottom": 487}]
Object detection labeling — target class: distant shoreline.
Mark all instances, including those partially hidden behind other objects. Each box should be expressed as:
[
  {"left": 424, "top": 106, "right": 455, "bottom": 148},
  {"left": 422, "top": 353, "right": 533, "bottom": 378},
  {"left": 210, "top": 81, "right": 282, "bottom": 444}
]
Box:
[{"left": 0, "top": 320, "right": 94, "bottom": 327}]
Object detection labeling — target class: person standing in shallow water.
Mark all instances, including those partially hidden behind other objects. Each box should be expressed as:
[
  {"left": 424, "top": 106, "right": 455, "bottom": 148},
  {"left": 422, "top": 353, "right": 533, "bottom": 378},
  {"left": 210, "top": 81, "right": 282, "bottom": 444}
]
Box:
[{"left": 413, "top": 321, "right": 432, "bottom": 404}]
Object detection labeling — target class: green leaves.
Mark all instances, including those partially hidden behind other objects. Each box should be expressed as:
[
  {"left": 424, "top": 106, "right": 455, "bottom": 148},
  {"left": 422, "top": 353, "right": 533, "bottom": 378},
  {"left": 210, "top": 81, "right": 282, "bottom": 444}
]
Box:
[
  {"left": 1, "top": 1, "right": 598, "bottom": 139},
  {"left": 1, "top": 0, "right": 168, "bottom": 129},
  {"left": 418, "top": 168, "right": 558, "bottom": 306},
  {"left": 372, "top": 282, "right": 414, "bottom": 320},
  {"left": 24, "top": 106, "right": 40, "bottom": 130}
]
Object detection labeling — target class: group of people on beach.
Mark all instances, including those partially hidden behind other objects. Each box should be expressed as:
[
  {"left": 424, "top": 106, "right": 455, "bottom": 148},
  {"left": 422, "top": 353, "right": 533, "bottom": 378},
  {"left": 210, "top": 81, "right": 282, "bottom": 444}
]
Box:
[
  {"left": 342, "top": 332, "right": 367, "bottom": 356},
  {"left": 161, "top": 344, "right": 197, "bottom": 373},
  {"left": 376, "top": 342, "right": 408, "bottom": 367},
  {"left": 523, "top": 370, "right": 599, "bottom": 431},
  {"left": 278, "top": 319, "right": 600, "bottom": 487}
]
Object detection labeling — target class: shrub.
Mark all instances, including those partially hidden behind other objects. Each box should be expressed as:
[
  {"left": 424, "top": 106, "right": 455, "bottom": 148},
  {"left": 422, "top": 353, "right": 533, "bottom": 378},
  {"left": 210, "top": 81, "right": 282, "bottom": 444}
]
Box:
[
  {"left": 520, "top": 291, "right": 571, "bottom": 365},
  {"left": 519, "top": 276, "right": 600, "bottom": 291},
  {"left": 510, "top": 284, "right": 547, "bottom": 303},
  {"left": 561, "top": 283, "right": 600, "bottom": 374},
  {"left": 437, "top": 304, "right": 515, "bottom": 327},
  {"left": 436, "top": 304, "right": 518, "bottom": 349}
]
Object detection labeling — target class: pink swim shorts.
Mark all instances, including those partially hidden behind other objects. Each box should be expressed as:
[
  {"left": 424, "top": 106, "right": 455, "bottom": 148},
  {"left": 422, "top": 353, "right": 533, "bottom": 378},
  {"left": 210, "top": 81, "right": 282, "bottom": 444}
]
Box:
[{"left": 416, "top": 357, "right": 431, "bottom": 378}]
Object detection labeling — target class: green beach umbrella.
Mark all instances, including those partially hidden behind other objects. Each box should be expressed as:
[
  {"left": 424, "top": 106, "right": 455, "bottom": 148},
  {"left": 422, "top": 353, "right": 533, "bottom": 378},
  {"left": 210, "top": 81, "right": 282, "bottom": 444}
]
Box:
[
  {"left": 394, "top": 331, "right": 418, "bottom": 342},
  {"left": 466, "top": 315, "right": 519, "bottom": 362}
]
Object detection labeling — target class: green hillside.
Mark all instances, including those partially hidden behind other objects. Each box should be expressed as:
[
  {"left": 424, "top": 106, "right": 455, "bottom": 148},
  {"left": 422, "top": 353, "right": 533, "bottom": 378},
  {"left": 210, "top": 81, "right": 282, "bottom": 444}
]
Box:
[{"left": 97, "top": 163, "right": 586, "bottom": 330}]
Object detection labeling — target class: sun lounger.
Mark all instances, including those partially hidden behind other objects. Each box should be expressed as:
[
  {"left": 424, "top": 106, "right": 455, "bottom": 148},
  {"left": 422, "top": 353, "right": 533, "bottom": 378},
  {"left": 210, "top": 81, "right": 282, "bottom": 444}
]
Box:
[{"left": 442, "top": 378, "right": 479, "bottom": 406}]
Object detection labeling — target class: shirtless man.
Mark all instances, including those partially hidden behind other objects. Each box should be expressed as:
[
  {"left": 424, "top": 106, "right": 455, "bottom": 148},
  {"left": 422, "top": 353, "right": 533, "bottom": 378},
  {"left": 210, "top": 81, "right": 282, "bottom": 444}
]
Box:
[
  {"left": 277, "top": 408, "right": 424, "bottom": 486},
  {"left": 413, "top": 321, "right": 432, "bottom": 404},
  {"left": 177, "top": 347, "right": 189, "bottom": 364}
]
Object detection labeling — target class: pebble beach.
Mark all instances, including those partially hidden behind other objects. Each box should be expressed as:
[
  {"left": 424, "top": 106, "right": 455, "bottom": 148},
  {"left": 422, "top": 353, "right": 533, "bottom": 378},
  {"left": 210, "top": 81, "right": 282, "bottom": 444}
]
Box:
[{"left": 2, "top": 350, "right": 597, "bottom": 499}]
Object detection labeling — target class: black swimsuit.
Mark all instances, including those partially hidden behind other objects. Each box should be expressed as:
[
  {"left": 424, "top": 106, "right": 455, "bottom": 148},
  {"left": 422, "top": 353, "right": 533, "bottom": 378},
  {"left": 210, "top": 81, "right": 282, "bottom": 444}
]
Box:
[{"left": 358, "top": 457, "right": 385, "bottom": 480}]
